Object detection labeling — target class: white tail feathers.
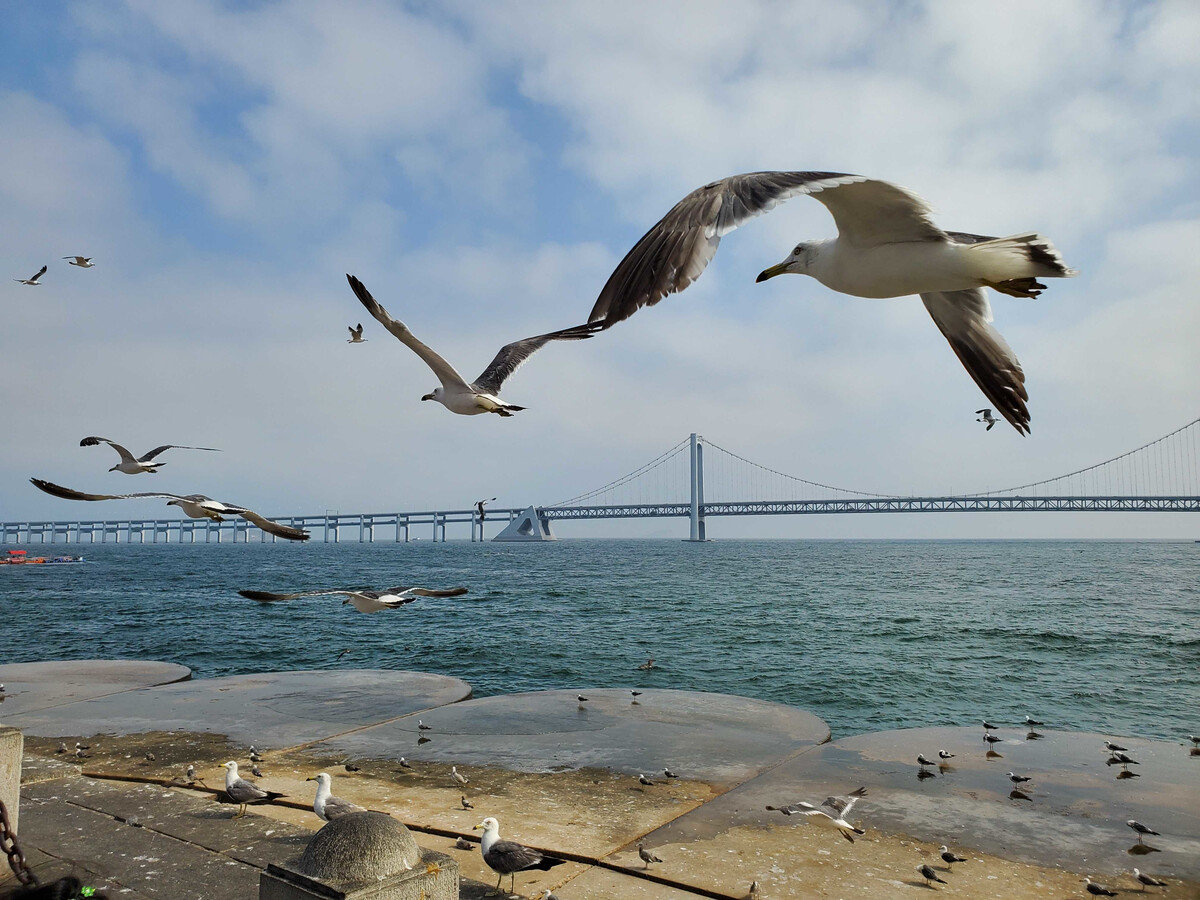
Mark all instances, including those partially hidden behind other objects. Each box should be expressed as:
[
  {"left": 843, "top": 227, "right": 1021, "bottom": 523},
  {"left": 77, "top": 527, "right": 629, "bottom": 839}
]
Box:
[{"left": 967, "top": 232, "right": 1077, "bottom": 279}]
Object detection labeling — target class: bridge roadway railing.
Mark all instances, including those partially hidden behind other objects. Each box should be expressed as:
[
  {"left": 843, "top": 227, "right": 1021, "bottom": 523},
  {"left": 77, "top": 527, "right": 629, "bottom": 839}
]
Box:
[{"left": 4, "top": 496, "right": 1198, "bottom": 545}]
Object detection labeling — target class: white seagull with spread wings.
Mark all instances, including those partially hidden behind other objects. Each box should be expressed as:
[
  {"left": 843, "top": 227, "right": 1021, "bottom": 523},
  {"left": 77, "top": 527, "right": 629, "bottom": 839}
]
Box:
[
  {"left": 80, "top": 436, "right": 221, "bottom": 474},
  {"left": 347, "top": 323, "right": 366, "bottom": 343},
  {"left": 348, "top": 274, "right": 601, "bottom": 416},
  {"left": 767, "top": 786, "right": 868, "bottom": 842},
  {"left": 587, "top": 172, "right": 1076, "bottom": 434},
  {"left": 14, "top": 265, "right": 47, "bottom": 285},
  {"left": 30, "top": 478, "right": 308, "bottom": 541},
  {"left": 63, "top": 256, "right": 95, "bottom": 268},
  {"left": 238, "top": 585, "right": 468, "bottom": 613}
]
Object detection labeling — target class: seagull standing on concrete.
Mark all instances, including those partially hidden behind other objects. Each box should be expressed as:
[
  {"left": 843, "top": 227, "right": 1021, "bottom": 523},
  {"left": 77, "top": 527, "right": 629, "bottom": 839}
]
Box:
[
  {"left": 451, "top": 766, "right": 469, "bottom": 786},
  {"left": 222, "top": 761, "right": 285, "bottom": 817},
  {"left": 638, "top": 774, "right": 656, "bottom": 787},
  {"left": 1127, "top": 820, "right": 1159, "bottom": 841},
  {"left": 938, "top": 750, "right": 955, "bottom": 761},
  {"left": 1007, "top": 772, "right": 1032, "bottom": 785},
  {"left": 63, "top": 256, "right": 95, "bottom": 268},
  {"left": 347, "top": 323, "right": 366, "bottom": 343},
  {"left": 1133, "top": 868, "right": 1168, "bottom": 890},
  {"left": 586, "top": 172, "right": 1075, "bottom": 434},
  {"left": 80, "top": 436, "right": 221, "bottom": 474},
  {"left": 1084, "top": 877, "right": 1119, "bottom": 896},
  {"left": 917, "top": 754, "right": 937, "bottom": 769},
  {"left": 14, "top": 265, "right": 47, "bottom": 285},
  {"left": 1105, "top": 740, "right": 1130, "bottom": 753},
  {"left": 473, "top": 816, "right": 565, "bottom": 895},
  {"left": 940, "top": 846, "right": 967, "bottom": 864},
  {"left": 307, "top": 772, "right": 366, "bottom": 821},
  {"left": 638, "top": 843, "right": 664, "bottom": 869},
  {"left": 918, "top": 864, "right": 947, "bottom": 886},
  {"left": 348, "top": 274, "right": 602, "bottom": 416}
]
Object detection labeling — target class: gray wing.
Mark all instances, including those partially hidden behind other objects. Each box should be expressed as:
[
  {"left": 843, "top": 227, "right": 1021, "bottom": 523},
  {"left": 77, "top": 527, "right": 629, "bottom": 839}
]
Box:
[
  {"left": 346, "top": 274, "right": 471, "bottom": 389},
  {"left": 233, "top": 509, "right": 310, "bottom": 542},
  {"left": 485, "top": 839, "right": 546, "bottom": 874},
  {"left": 589, "top": 171, "right": 864, "bottom": 328},
  {"left": 80, "top": 436, "right": 138, "bottom": 466},
  {"left": 809, "top": 179, "right": 946, "bottom": 247},
  {"left": 323, "top": 795, "right": 366, "bottom": 819},
  {"left": 238, "top": 589, "right": 357, "bottom": 603},
  {"left": 227, "top": 777, "right": 269, "bottom": 803},
  {"left": 30, "top": 478, "right": 191, "bottom": 503},
  {"left": 138, "top": 444, "right": 222, "bottom": 462},
  {"left": 383, "top": 586, "right": 470, "bottom": 598},
  {"left": 921, "top": 289, "right": 1030, "bottom": 435},
  {"left": 471, "top": 322, "right": 603, "bottom": 396}
]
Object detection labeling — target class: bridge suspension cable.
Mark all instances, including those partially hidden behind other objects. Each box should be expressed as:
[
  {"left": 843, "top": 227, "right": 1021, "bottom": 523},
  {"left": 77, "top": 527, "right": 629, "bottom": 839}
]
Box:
[
  {"left": 700, "top": 438, "right": 895, "bottom": 501},
  {"left": 549, "top": 437, "right": 691, "bottom": 508}
]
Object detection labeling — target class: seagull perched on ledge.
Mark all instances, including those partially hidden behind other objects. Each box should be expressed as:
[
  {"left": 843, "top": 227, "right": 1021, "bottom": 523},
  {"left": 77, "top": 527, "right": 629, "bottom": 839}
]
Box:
[
  {"left": 474, "top": 816, "right": 565, "bottom": 895},
  {"left": 585, "top": 172, "right": 1075, "bottom": 435},
  {"left": 80, "top": 436, "right": 221, "bottom": 474},
  {"left": 222, "top": 761, "right": 285, "bottom": 817},
  {"left": 347, "top": 274, "right": 601, "bottom": 416},
  {"left": 238, "top": 585, "right": 468, "bottom": 613},
  {"left": 30, "top": 478, "right": 309, "bottom": 541}
]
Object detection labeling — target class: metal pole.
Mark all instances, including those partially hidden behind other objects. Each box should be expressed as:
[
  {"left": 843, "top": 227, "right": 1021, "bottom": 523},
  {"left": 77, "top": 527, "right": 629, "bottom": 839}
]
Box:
[{"left": 689, "top": 432, "right": 700, "bottom": 541}]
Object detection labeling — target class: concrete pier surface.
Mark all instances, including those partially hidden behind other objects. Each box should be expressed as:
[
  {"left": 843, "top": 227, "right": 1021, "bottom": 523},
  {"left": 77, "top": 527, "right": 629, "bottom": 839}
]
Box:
[{"left": 2, "top": 661, "right": 1197, "bottom": 900}]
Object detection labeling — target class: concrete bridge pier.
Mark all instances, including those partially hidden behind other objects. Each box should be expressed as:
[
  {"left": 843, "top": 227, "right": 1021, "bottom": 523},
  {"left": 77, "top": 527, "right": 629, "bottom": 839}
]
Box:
[{"left": 687, "top": 432, "right": 707, "bottom": 542}]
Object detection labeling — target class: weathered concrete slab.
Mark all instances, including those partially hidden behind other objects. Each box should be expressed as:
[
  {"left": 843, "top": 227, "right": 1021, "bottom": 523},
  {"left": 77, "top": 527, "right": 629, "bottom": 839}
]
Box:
[
  {"left": 305, "top": 688, "right": 829, "bottom": 783},
  {"left": 5, "top": 670, "right": 473, "bottom": 749},
  {"left": 555, "top": 865, "right": 730, "bottom": 899},
  {"left": 0, "top": 725, "right": 21, "bottom": 832},
  {"left": 632, "top": 726, "right": 1200, "bottom": 897},
  {"left": 0, "top": 659, "right": 191, "bottom": 716}
]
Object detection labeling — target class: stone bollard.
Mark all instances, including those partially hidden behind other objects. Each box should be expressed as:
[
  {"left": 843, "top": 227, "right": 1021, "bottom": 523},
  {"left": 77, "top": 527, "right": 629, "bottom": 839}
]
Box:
[
  {"left": 260, "top": 812, "right": 459, "bottom": 900},
  {"left": 0, "top": 726, "right": 22, "bottom": 833}
]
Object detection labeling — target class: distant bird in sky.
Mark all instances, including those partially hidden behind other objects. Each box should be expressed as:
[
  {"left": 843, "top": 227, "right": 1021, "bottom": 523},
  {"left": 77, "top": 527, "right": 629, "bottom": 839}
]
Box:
[
  {"left": 347, "top": 274, "right": 601, "bottom": 416},
  {"left": 475, "top": 497, "right": 496, "bottom": 522},
  {"left": 31, "top": 478, "right": 310, "bottom": 541},
  {"left": 638, "top": 843, "right": 664, "bottom": 868},
  {"left": 976, "top": 408, "right": 998, "bottom": 430},
  {"left": 222, "top": 761, "right": 284, "bottom": 817},
  {"left": 307, "top": 772, "right": 365, "bottom": 821},
  {"left": 238, "top": 585, "right": 468, "bottom": 613},
  {"left": 918, "top": 864, "right": 947, "bottom": 886},
  {"left": 80, "top": 436, "right": 221, "bottom": 474},
  {"left": 347, "top": 323, "right": 366, "bottom": 343},
  {"left": 63, "top": 256, "right": 95, "bottom": 268},
  {"left": 14, "top": 265, "right": 47, "bottom": 285},
  {"left": 585, "top": 172, "right": 1074, "bottom": 434}
]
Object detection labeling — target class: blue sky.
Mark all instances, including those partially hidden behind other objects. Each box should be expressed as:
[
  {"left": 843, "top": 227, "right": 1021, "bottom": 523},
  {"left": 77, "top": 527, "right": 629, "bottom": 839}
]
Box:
[{"left": 2, "top": 1, "right": 1198, "bottom": 539}]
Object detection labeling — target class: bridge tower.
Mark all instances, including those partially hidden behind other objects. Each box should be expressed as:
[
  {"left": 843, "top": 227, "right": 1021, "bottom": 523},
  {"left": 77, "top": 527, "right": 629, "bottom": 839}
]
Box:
[{"left": 687, "top": 433, "right": 707, "bottom": 541}]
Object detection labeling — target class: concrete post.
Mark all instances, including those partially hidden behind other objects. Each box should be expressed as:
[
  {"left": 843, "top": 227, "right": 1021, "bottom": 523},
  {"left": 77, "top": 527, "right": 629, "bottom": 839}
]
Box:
[
  {"left": 697, "top": 439, "right": 707, "bottom": 541},
  {"left": 689, "top": 432, "right": 700, "bottom": 541},
  {"left": 0, "top": 726, "right": 22, "bottom": 834}
]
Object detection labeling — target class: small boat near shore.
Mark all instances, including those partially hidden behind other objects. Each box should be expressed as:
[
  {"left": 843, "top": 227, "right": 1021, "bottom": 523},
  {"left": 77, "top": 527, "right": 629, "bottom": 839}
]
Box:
[{"left": 0, "top": 549, "right": 85, "bottom": 565}]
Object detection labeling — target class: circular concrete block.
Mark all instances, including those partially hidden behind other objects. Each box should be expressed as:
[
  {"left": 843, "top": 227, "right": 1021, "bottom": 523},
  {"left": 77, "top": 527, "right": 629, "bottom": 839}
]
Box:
[{"left": 299, "top": 812, "right": 419, "bottom": 882}]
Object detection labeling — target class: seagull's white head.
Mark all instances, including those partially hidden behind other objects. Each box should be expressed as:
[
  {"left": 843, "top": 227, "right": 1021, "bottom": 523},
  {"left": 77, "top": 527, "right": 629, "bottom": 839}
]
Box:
[
  {"left": 757, "top": 242, "right": 818, "bottom": 282},
  {"left": 222, "top": 761, "right": 238, "bottom": 773},
  {"left": 421, "top": 386, "right": 443, "bottom": 403},
  {"left": 473, "top": 816, "right": 499, "bottom": 833},
  {"left": 306, "top": 772, "right": 332, "bottom": 786}
]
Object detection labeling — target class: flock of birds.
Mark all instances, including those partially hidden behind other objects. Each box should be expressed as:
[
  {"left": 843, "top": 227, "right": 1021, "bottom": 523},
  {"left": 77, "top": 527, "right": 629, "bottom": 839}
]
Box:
[{"left": 24, "top": 171, "right": 1077, "bottom": 529}]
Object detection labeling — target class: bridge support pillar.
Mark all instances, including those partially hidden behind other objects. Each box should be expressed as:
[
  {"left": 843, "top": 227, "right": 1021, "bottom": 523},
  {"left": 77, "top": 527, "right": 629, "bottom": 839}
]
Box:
[{"left": 687, "top": 433, "right": 707, "bottom": 541}]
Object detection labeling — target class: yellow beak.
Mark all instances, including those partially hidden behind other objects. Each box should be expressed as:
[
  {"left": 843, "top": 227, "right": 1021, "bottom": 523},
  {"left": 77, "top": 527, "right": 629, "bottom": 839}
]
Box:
[{"left": 756, "top": 261, "right": 790, "bottom": 283}]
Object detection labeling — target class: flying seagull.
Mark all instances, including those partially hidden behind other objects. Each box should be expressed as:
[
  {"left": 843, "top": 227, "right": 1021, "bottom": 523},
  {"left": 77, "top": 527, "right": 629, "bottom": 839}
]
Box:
[
  {"left": 587, "top": 172, "right": 1075, "bottom": 434},
  {"left": 473, "top": 816, "right": 565, "bottom": 895},
  {"left": 222, "top": 761, "right": 285, "bottom": 817},
  {"left": 976, "top": 408, "right": 998, "bottom": 430},
  {"left": 63, "top": 256, "right": 95, "bottom": 268},
  {"left": 918, "top": 864, "right": 947, "bottom": 886},
  {"left": 30, "top": 478, "right": 309, "bottom": 541},
  {"left": 638, "top": 843, "right": 664, "bottom": 869},
  {"left": 766, "top": 786, "right": 867, "bottom": 843},
  {"left": 348, "top": 323, "right": 366, "bottom": 343},
  {"left": 14, "top": 265, "right": 47, "bottom": 285},
  {"left": 80, "top": 436, "right": 221, "bottom": 474},
  {"left": 348, "top": 274, "right": 601, "bottom": 416},
  {"left": 237, "top": 585, "right": 468, "bottom": 613},
  {"left": 307, "top": 772, "right": 366, "bottom": 821},
  {"left": 475, "top": 497, "right": 496, "bottom": 522}
]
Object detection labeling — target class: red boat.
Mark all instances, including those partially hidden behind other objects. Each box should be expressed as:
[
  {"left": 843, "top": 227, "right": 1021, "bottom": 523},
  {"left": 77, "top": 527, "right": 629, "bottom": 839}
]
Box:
[{"left": 0, "top": 549, "right": 85, "bottom": 565}]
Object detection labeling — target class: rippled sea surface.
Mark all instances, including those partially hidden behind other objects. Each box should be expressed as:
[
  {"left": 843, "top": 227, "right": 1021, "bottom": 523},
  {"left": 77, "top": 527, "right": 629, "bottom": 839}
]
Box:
[{"left": 2, "top": 540, "right": 1197, "bottom": 740}]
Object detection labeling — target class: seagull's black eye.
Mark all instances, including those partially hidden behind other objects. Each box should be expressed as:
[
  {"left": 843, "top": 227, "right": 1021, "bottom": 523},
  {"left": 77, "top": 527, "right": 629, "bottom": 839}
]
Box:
[{"left": 793, "top": 245, "right": 803, "bottom": 256}]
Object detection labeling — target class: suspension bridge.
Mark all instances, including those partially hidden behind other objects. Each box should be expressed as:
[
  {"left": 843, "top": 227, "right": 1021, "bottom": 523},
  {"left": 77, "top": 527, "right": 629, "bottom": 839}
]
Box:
[{"left": 3, "top": 417, "right": 1199, "bottom": 544}]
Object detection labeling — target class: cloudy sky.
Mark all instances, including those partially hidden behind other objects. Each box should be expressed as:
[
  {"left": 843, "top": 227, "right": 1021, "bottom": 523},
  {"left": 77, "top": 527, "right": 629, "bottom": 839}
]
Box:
[{"left": 2, "top": 0, "right": 1198, "bottom": 539}]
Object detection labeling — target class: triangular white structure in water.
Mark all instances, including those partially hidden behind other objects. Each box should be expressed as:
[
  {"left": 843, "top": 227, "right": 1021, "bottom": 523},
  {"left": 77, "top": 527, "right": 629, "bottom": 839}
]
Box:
[{"left": 492, "top": 506, "right": 556, "bottom": 542}]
